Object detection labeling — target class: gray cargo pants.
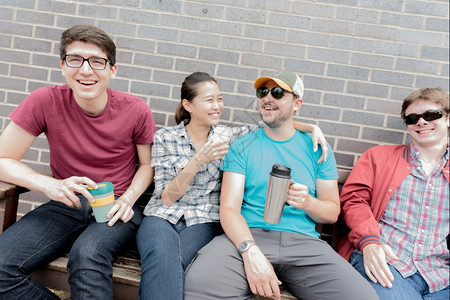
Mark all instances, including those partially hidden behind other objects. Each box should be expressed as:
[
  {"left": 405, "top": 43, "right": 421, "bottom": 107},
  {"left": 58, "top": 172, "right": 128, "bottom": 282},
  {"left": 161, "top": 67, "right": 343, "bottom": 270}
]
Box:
[{"left": 185, "top": 228, "right": 379, "bottom": 300}]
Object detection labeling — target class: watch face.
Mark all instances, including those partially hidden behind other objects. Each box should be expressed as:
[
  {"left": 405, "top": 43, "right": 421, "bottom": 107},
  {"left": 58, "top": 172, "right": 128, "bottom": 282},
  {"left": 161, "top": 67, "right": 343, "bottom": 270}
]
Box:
[
  {"left": 240, "top": 241, "right": 249, "bottom": 251},
  {"left": 239, "top": 240, "right": 255, "bottom": 254}
]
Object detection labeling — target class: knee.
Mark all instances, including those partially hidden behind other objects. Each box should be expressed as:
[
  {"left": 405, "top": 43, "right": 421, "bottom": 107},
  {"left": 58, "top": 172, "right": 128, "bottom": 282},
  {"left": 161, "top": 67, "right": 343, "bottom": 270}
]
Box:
[
  {"left": 0, "top": 244, "right": 22, "bottom": 279},
  {"left": 184, "top": 262, "right": 205, "bottom": 296},
  {"left": 185, "top": 257, "right": 246, "bottom": 299},
  {"left": 68, "top": 240, "right": 112, "bottom": 271},
  {"left": 185, "top": 254, "right": 217, "bottom": 289},
  {"left": 0, "top": 249, "right": 8, "bottom": 270},
  {"left": 137, "top": 222, "right": 179, "bottom": 259},
  {"left": 138, "top": 232, "right": 179, "bottom": 262},
  {"left": 0, "top": 252, "right": 14, "bottom": 279}
]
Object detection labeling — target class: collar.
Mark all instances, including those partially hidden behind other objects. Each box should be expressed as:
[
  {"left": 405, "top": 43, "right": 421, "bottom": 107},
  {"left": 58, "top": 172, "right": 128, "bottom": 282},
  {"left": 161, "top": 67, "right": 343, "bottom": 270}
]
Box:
[{"left": 409, "top": 142, "right": 449, "bottom": 162}]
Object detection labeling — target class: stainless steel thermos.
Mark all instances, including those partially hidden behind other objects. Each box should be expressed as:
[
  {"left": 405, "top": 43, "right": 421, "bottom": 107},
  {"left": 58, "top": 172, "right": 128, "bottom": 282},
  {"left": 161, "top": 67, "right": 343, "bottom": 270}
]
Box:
[{"left": 264, "top": 163, "right": 291, "bottom": 224}]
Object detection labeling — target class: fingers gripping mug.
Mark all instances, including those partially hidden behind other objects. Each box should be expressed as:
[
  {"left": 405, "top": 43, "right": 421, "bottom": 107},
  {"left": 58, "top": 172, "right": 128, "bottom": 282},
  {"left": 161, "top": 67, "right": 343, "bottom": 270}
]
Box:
[
  {"left": 87, "top": 182, "right": 115, "bottom": 223},
  {"left": 264, "top": 164, "right": 291, "bottom": 224}
]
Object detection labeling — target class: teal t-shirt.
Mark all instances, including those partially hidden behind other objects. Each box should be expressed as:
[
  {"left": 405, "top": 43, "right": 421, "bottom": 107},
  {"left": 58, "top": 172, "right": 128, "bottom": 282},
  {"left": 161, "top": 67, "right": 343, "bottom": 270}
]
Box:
[{"left": 221, "top": 128, "right": 338, "bottom": 237}]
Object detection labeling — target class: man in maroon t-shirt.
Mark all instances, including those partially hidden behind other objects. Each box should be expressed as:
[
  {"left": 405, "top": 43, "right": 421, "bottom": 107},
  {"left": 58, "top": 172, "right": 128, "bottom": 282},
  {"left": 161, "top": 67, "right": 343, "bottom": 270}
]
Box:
[{"left": 0, "top": 25, "right": 155, "bottom": 299}]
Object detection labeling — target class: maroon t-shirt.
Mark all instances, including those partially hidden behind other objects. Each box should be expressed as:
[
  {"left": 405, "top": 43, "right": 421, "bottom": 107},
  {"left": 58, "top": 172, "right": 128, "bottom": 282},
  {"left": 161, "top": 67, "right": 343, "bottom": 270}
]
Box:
[{"left": 10, "top": 85, "right": 155, "bottom": 195}]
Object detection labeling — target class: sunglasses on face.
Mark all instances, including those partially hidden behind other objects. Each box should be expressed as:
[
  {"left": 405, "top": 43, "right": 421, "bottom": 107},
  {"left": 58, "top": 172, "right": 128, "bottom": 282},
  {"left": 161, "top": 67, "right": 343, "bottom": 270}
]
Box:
[
  {"left": 404, "top": 109, "right": 444, "bottom": 125},
  {"left": 256, "top": 87, "right": 294, "bottom": 100}
]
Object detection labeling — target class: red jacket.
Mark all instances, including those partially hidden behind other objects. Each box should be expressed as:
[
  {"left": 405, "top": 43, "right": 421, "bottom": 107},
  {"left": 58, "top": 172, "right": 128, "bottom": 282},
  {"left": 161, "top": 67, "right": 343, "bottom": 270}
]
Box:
[{"left": 338, "top": 145, "right": 450, "bottom": 261}]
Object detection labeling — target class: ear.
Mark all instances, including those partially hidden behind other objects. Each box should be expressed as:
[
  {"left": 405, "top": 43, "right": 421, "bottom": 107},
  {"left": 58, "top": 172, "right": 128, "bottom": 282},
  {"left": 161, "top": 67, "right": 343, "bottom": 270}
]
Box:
[
  {"left": 182, "top": 99, "right": 192, "bottom": 113},
  {"left": 293, "top": 98, "right": 303, "bottom": 111},
  {"left": 60, "top": 60, "right": 66, "bottom": 77},
  {"left": 110, "top": 64, "right": 118, "bottom": 79}
]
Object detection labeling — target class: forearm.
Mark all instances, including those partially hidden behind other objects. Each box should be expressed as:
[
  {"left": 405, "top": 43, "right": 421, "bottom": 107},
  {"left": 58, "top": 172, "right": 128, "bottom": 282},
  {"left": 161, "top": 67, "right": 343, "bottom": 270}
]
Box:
[
  {"left": 161, "top": 157, "right": 202, "bottom": 205},
  {"left": 220, "top": 172, "right": 255, "bottom": 250},
  {"left": 0, "top": 158, "right": 57, "bottom": 194},
  {"left": 120, "top": 163, "right": 154, "bottom": 206},
  {"left": 293, "top": 121, "right": 315, "bottom": 133},
  {"left": 303, "top": 195, "right": 340, "bottom": 224},
  {"left": 220, "top": 206, "right": 254, "bottom": 248}
]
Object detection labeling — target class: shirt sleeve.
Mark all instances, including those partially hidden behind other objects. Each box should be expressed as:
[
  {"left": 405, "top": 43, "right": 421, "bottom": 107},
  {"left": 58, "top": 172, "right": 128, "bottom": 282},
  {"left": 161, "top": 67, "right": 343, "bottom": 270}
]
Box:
[
  {"left": 9, "top": 87, "right": 49, "bottom": 136},
  {"left": 221, "top": 136, "right": 248, "bottom": 175},
  {"left": 340, "top": 149, "right": 382, "bottom": 250},
  {"left": 316, "top": 143, "right": 339, "bottom": 180},
  {"left": 151, "top": 130, "right": 184, "bottom": 198},
  {"left": 133, "top": 100, "right": 156, "bottom": 145}
]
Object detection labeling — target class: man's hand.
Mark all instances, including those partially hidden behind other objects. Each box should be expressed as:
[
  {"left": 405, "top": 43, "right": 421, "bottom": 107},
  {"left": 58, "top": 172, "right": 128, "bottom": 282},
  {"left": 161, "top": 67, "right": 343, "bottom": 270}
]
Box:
[
  {"left": 46, "top": 176, "right": 97, "bottom": 208},
  {"left": 362, "top": 243, "right": 399, "bottom": 288},
  {"left": 286, "top": 182, "right": 311, "bottom": 210},
  {"left": 105, "top": 197, "right": 134, "bottom": 226},
  {"left": 242, "top": 245, "right": 282, "bottom": 300}
]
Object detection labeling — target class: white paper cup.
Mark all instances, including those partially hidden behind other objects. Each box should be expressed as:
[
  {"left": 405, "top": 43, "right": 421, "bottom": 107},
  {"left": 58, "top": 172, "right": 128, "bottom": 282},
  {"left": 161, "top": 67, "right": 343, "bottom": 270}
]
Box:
[{"left": 213, "top": 126, "right": 231, "bottom": 144}]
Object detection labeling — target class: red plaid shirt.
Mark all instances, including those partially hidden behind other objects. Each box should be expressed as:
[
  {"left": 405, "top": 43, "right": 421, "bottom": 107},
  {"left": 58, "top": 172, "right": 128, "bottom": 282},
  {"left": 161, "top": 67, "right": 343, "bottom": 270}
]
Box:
[{"left": 379, "top": 144, "right": 449, "bottom": 293}]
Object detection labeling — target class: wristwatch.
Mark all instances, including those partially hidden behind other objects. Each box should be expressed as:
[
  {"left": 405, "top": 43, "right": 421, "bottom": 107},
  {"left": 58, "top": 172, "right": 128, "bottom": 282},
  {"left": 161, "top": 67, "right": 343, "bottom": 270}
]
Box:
[{"left": 238, "top": 240, "right": 256, "bottom": 255}]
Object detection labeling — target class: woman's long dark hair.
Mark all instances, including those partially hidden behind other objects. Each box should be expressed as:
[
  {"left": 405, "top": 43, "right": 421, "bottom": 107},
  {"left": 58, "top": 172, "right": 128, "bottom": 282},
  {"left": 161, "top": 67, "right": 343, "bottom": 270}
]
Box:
[{"left": 175, "top": 72, "right": 218, "bottom": 124}]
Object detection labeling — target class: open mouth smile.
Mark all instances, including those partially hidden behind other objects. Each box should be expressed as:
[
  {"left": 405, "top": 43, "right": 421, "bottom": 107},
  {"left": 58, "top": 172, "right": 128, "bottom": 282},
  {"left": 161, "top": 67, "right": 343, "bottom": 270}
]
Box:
[
  {"left": 262, "top": 103, "right": 277, "bottom": 111},
  {"left": 78, "top": 80, "right": 97, "bottom": 86},
  {"left": 416, "top": 128, "right": 434, "bottom": 135}
]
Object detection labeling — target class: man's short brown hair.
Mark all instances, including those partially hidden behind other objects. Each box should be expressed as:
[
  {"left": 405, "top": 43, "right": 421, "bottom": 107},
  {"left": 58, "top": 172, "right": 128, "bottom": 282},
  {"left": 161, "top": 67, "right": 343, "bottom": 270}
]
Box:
[
  {"left": 59, "top": 25, "right": 116, "bottom": 66},
  {"left": 401, "top": 88, "right": 449, "bottom": 119}
]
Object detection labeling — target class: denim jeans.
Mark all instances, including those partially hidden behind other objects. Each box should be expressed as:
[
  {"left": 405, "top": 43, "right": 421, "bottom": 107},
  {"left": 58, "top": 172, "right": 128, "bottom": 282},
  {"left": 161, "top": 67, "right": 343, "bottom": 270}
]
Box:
[
  {"left": 0, "top": 195, "right": 142, "bottom": 300},
  {"left": 350, "top": 252, "right": 450, "bottom": 300},
  {"left": 136, "top": 215, "right": 221, "bottom": 300}
]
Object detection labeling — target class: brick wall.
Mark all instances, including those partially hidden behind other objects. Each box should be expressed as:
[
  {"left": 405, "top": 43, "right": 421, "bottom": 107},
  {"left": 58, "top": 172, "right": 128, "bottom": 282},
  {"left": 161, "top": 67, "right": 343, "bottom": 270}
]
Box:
[{"left": 0, "top": 0, "right": 449, "bottom": 214}]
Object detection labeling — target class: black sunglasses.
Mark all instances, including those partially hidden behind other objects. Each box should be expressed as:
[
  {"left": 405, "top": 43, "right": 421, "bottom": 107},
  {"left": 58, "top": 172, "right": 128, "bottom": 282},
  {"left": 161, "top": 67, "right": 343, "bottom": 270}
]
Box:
[
  {"left": 256, "top": 87, "right": 294, "bottom": 100},
  {"left": 404, "top": 109, "right": 444, "bottom": 125}
]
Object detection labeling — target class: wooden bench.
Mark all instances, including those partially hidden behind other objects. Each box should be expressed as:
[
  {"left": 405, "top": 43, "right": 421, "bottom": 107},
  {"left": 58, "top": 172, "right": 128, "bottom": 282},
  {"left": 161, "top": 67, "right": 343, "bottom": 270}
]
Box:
[{"left": 0, "top": 173, "right": 349, "bottom": 300}]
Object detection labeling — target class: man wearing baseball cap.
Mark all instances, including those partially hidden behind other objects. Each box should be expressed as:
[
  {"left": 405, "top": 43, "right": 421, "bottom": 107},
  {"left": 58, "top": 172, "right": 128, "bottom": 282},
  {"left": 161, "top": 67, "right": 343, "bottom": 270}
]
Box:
[
  {"left": 185, "top": 70, "right": 378, "bottom": 300},
  {"left": 254, "top": 69, "right": 305, "bottom": 99}
]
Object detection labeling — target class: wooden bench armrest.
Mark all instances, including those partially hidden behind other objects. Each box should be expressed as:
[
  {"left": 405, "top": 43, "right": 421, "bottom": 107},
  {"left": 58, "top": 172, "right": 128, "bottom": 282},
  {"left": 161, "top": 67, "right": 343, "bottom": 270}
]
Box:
[{"left": 0, "top": 180, "right": 28, "bottom": 233}]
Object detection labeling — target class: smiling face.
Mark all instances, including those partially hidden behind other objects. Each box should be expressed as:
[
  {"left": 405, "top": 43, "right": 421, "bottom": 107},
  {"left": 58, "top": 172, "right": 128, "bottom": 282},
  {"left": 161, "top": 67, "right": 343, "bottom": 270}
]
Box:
[
  {"left": 182, "top": 80, "right": 223, "bottom": 127},
  {"left": 258, "top": 80, "right": 302, "bottom": 128},
  {"left": 61, "top": 41, "right": 117, "bottom": 111},
  {"left": 405, "top": 100, "right": 449, "bottom": 148}
]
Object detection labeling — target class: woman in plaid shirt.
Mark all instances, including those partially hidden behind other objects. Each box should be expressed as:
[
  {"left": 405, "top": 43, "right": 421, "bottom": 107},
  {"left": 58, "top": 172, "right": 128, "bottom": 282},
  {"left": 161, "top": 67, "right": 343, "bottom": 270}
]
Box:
[{"left": 136, "top": 72, "right": 328, "bottom": 299}]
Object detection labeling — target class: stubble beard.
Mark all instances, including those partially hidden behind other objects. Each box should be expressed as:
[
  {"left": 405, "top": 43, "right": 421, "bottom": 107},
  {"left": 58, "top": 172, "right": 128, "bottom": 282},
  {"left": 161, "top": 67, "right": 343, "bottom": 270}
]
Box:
[{"left": 260, "top": 109, "right": 291, "bottom": 129}]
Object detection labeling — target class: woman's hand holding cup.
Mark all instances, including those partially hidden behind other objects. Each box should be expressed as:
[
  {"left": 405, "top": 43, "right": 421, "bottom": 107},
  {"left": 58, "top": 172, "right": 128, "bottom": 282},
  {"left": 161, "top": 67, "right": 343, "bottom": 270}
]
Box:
[{"left": 195, "top": 140, "right": 229, "bottom": 164}]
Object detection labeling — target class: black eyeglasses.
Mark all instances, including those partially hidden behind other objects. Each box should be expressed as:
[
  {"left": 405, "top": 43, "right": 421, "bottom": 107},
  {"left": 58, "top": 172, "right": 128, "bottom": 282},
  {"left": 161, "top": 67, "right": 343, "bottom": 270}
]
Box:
[
  {"left": 404, "top": 109, "right": 444, "bottom": 125},
  {"left": 63, "top": 54, "right": 112, "bottom": 70},
  {"left": 256, "top": 87, "right": 294, "bottom": 100}
]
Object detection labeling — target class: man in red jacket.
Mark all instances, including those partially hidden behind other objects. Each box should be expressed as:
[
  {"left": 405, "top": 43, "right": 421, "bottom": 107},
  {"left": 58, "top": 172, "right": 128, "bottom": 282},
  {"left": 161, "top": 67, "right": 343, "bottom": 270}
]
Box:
[{"left": 338, "top": 87, "right": 449, "bottom": 300}]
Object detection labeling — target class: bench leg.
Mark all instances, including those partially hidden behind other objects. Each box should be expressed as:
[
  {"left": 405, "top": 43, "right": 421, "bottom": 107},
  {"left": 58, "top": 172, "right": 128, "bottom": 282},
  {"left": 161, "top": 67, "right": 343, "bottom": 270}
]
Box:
[{"left": 2, "top": 187, "right": 19, "bottom": 232}]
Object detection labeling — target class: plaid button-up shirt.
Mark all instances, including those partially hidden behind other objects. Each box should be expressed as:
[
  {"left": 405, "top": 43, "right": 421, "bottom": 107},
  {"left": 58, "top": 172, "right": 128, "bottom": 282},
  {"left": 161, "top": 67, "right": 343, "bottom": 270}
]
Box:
[
  {"left": 380, "top": 144, "right": 449, "bottom": 293},
  {"left": 143, "top": 122, "right": 258, "bottom": 226}
]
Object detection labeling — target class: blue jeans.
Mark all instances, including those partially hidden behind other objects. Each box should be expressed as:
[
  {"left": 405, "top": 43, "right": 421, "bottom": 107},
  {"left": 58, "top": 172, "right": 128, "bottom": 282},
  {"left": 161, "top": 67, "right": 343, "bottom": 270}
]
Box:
[
  {"left": 136, "top": 215, "right": 221, "bottom": 300},
  {"left": 350, "top": 252, "right": 450, "bottom": 300},
  {"left": 0, "top": 195, "right": 142, "bottom": 300}
]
